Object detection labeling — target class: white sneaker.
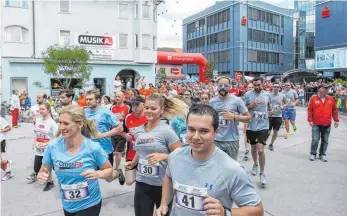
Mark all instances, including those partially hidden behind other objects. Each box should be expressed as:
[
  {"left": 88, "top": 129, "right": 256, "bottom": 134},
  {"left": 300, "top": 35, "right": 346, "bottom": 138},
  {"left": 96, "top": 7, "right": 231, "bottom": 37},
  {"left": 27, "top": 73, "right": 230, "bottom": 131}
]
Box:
[
  {"left": 2, "top": 172, "right": 14, "bottom": 181},
  {"left": 5, "top": 160, "right": 12, "bottom": 173},
  {"left": 251, "top": 164, "right": 258, "bottom": 176},
  {"left": 260, "top": 173, "right": 267, "bottom": 186}
]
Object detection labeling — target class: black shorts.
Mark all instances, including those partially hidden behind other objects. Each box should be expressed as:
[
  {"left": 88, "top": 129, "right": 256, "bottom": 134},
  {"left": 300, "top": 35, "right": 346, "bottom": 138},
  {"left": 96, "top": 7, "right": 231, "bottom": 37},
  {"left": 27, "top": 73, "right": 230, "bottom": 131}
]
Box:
[
  {"left": 64, "top": 200, "right": 102, "bottom": 216},
  {"left": 269, "top": 117, "right": 282, "bottom": 131},
  {"left": 34, "top": 155, "right": 43, "bottom": 174},
  {"left": 98, "top": 153, "right": 114, "bottom": 170},
  {"left": 246, "top": 130, "right": 269, "bottom": 145},
  {"left": 111, "top": 136, "right": 127, "bottom": 152},
  {"left": 1, "top": 140, "right": 6, "bottom": 153}
]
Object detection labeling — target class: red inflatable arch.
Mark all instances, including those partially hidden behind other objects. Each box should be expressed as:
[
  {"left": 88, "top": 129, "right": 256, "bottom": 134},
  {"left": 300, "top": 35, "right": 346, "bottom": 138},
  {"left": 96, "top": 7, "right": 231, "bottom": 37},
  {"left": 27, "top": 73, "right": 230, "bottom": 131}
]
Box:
[{"left": 157, "top": 52, "right": 209, "bottom": 83}]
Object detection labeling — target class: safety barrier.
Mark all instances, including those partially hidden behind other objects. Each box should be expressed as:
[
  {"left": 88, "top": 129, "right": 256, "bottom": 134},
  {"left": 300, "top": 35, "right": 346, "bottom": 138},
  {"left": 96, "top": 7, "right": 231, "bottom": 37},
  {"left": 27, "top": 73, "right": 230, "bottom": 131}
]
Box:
[
  {"left": 303, "top": 92, "right": 316, "bottom": 106},
  {"left": 337, "top": 95, "right": 347, "bottom": 114}
]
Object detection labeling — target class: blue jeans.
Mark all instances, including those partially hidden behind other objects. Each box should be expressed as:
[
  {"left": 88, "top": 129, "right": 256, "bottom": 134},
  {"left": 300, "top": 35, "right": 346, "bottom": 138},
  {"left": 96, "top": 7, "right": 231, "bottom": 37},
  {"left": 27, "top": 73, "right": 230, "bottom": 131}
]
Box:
[{"left": 310, "top": 125, "right": 331, "bottom": 156}]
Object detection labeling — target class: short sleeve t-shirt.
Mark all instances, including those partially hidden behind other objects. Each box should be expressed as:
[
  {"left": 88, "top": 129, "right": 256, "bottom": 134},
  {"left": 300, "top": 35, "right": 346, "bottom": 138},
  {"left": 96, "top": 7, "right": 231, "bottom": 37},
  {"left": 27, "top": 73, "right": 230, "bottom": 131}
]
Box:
[
  {"left": 243, "top": 90, "right": 272, "bottom": 131},
  {"left": 282, "top": 89, "right": 298, "bottom": 109},
  {"left": 170, "top": 116, "right": 188, "bottom": 147},
  {"left": 111, "top": 104, "right": 130, "bottom": 123},
  {"left": 166, "top": 147, "right": 261, "bottom": 216},
  {"left": 84, "top": 107, "right": 120, "bottom": 154},
  {"left": 0, "top": 117, "right": 9, "bottom": 142},
  {"left": 209, "top": 95, "right": 248, "bottom": 142},
  {"left": 269, "top": 92, "right": 288, "bottom": 118},
  {"left": 34, "top": 117, "right": 58, "bottom": 156},
  {"left": 43, "top": 137, "right": 108, "bottom": 213},
  {"left": 133, "top": 122, "right": 179, "bottom": 186}
]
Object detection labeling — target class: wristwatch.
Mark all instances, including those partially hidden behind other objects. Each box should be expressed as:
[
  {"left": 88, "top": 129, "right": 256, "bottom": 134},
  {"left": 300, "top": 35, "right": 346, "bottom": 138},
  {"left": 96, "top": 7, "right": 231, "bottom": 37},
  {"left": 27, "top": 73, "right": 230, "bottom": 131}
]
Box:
[{"left": 224, "top": 206, "right": 232, "bottom": 216}]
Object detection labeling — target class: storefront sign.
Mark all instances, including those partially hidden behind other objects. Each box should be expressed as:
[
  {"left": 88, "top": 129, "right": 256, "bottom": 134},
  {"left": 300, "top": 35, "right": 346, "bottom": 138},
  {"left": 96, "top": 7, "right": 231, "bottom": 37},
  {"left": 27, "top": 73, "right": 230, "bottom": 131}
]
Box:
[
  {"left": 241, "top": 16, "right": 247, "bottom": 26},
  {"left": 87, "top": 49, "right": 114, "bottom": 60},
  {"left": 316, "top": 47, "right": 347, "bottom": 69},
  {"left": 322, "top": 6, "right": 330, "bottom": 18},
  {"left": 78, "top": 35, "right": 113, "bottom": 46}
]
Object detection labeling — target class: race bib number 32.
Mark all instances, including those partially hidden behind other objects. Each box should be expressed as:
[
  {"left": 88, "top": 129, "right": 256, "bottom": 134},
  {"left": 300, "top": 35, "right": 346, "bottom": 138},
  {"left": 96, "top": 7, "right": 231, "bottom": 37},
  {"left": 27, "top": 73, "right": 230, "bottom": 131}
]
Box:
[
  {"left": 138, "top": 159, "right": 159, "bottom": 178},
  {"left": 174, "top": 181, "right": 207, "bottom": 212},
  {"left": 61, "top": 182, "right": 90, "bottom": 202}
]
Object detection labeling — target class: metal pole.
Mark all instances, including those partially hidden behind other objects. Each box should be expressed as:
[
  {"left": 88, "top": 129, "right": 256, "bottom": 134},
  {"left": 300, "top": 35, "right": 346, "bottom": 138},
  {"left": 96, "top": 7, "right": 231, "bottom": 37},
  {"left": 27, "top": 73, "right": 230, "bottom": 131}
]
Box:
[{"left": 241, "top": 42, "right": 245, "bottom": 85}]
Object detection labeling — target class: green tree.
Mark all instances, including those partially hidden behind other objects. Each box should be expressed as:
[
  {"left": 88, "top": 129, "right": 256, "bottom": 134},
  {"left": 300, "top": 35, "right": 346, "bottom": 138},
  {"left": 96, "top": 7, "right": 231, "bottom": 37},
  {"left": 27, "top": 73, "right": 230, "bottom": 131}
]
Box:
[
  {"left": 158, "top": 68, "right": 167, "bottom": 81},
  {"left": 41, "top": 45, "right": 93, "bottom": 89},
  {"left": 204, "top": 61, "right": 215, "bottom": 81}
]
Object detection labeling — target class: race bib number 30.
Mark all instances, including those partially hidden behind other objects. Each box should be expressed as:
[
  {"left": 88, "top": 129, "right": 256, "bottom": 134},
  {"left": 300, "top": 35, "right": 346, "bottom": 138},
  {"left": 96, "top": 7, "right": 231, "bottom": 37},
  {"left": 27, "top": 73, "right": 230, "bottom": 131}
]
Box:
[
  {"left": 61, "top": 182, "right": 90, "bottom": 202},
  {"left": 174, "top": 181, "right": 207, "bottom": 212},
  {"left": 138, "top": 159, "right": 159, "bottom": 178}
]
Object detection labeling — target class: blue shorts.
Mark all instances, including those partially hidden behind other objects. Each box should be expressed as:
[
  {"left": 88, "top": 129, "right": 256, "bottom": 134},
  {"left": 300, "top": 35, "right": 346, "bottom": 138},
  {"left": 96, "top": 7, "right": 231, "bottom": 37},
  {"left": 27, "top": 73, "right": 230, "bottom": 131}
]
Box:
[{"left": 282, "top": 109, "right": 296, "bottom": 121}]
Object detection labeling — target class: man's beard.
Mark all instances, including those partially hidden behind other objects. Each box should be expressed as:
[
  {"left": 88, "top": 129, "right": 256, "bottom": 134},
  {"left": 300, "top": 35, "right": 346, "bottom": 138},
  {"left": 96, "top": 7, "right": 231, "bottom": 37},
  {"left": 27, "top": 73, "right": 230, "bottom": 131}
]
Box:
[
  {"left": 218, "top": 89, "right": 228, "bottom": 97},
  {"left": 255, "top": 88, "right": 262, "bottom": 93}
]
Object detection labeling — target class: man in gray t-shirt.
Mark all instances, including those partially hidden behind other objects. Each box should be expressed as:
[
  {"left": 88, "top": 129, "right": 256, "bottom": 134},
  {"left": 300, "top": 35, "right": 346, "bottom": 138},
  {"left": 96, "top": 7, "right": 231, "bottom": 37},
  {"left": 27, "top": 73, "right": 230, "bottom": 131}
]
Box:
[
  {"left": 281, "top": 83, "right": 299, "bottom": 138},
  {"left": 155, "top": 105, "right": 263, "bottom": 216},
  {"left": 209, "top": 77, "right": 250, "bottom": 161},
  {"left": 268, "top": 82, "right": 288, "bottom": 151},
  {"left": 242, "top": 77, "right": 271, "bottom": 187}
]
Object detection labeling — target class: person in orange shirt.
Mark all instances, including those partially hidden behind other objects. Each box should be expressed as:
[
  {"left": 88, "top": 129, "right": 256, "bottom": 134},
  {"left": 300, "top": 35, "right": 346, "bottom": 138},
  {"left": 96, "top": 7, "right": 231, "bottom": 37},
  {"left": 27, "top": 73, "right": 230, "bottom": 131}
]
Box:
[
  {"left": 138, "top": 84, "right": 150, "bottom": 97},
  {"left": 77, "top": 90, "right": 87, "bottom": 107},
  {"left": 148, "top": 83, "right": 154, "bottom": 95}
]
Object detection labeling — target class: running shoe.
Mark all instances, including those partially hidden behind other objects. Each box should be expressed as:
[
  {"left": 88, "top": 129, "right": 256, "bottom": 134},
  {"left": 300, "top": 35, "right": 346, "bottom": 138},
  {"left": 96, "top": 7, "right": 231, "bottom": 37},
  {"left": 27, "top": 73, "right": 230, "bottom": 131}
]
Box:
[
  {"left": 260, "top": 173, "right": 267, "bottom": 186},
  {"left": 118, "top": 169, "right": 125, "bottom": 186},
  {"left": 243, "top": 150, "right": 249, "bottom": 161},
  {"left": 26, "top": 172, "right": 36, "bottom": 182},
  {"left": 43, "top": 181, "right": 55, "bottom": 191},
  {"left": 5, "top": 160, "right": 12, "bottom": 172},
  {"left": 309, "top": 154, "right": 316, "bottom": 161},
  {"left": 284, "top": 134, "right": 290, "bottom": 139},
  {"left": 319, "top": 156, "right": 328, "bottom": 162},
  {"left": 1, "top": 172, "right": 14, "bottom": 181},
  {"left": 269, "top": 144, "right": 274, "bottom": 151},
  {"left": 293, "top": 125, "right": 297, "bottom": 132},
  {"left": 251, "top": 164, "right": 258, "bottom": 176}
]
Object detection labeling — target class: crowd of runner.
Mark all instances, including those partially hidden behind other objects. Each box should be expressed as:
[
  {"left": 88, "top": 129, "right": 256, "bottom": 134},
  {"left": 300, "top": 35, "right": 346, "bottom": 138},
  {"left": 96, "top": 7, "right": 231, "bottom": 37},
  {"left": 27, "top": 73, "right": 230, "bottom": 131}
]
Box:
[{"left": 0, "top": 75, "right": 342, "bottom": 216}]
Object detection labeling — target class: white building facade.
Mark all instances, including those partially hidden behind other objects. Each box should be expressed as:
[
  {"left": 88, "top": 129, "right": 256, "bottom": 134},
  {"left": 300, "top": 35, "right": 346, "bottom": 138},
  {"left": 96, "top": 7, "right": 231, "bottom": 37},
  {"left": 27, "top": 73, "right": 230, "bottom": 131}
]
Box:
[{"left": 1, "top": 0, "right": 160, "bottom": 100}]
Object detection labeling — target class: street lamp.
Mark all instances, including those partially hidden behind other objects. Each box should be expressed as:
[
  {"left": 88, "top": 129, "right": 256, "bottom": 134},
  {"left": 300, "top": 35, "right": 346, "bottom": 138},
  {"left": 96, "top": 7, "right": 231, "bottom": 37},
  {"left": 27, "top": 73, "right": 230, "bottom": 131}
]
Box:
[{"left": 236, "top": 41, "right": 245, "bottom": 84}]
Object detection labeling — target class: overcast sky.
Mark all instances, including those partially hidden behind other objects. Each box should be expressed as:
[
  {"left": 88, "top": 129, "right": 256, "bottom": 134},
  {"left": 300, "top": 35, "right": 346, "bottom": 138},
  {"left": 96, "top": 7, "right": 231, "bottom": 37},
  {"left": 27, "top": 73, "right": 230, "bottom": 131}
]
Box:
[{"left": 157, "top": 0, "right": 295, "bottom": 48}]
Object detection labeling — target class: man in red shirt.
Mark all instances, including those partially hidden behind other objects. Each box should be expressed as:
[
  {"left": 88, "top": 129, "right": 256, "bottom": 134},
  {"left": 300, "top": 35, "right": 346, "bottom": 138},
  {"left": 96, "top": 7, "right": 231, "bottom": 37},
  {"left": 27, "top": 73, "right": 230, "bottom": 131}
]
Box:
[
  {"left": 229, "top": 80, "right": 241, "bottom": 97},
  {"left": 307, "top": 84, "right": 339, "bottom": 162},
  {"left": 110, "top": 91, "right": 130, "bottom": 185},
  {"left": 122, "top": 95, "right": 147, "bottom": 185}
]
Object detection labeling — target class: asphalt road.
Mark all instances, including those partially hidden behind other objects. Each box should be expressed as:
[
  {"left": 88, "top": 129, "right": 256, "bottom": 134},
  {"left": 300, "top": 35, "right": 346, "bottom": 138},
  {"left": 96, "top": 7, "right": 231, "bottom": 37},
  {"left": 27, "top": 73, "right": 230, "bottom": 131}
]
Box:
[{"left": 1, "top": 107, "right": 347, "bottom": 216}]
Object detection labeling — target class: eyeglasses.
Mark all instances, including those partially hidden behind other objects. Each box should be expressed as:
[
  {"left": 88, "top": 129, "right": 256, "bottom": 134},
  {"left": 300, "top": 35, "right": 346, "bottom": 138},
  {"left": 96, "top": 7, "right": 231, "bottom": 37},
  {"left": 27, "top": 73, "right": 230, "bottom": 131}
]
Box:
[
  {"left": 184, "top": 94, "right": 191, "bottom": 96},
  {"left": 217, "top": 84, "right": 230, "bottom": 89},
  {"left": 273, "top": 86, "right": 280, "bottom": 88}
]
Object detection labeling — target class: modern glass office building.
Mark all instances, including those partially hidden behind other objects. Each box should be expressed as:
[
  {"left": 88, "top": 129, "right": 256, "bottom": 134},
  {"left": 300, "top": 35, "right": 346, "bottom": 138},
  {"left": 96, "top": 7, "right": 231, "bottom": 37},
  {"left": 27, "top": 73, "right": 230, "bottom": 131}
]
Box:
[
  {"left": 294, "top": 0, "right": 316, "bottom": 69},
  {"left": 182, "top": 1, "right": 294, "bottom": 79},
  {"left": 315, "top": 0, "right": 347, "bottom": 78}
]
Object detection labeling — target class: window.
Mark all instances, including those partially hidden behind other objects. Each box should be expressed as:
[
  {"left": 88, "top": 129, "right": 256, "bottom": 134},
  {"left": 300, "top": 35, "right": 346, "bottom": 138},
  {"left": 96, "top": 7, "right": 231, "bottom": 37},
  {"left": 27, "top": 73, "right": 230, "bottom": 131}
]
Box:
[
  {"left": 134, "top": 4, "right": 139, "bottom": 19},
  {"left": 142, "top": 4, "right": 150, "bottom": 19},
  {"left": 119, "top": 3, "right": 128, "bottom": 19},
  {"left": 119, "top": 34, "right": 128, "bottom": 49},
  {"left": 248, "top": 50, "right": 257, "bottom": 62},
  {"left": 135, "top": 34, "right": 139, "bottom": 49},
  {"left": 4, "top": 26, "right": 28, "bottom": 43},
  {"left": 142, "top": 34, "right": 150, "bottom": 49},
  {"left": 153, "top": 36, "right": 157, "bottom": 50},
  {"left": 59, "top": 30, "right": 70, "bottom": 46},
  {"left": 281, "top": 35, "right": 284, "bottom": 45},
  {"left": 281, "top": 16, "right": 284, "bottom": 27},
  {"left": 5, "top": 0, "right": 28, "bottom": 8},
  {"left": 153, "top": 7, "right": 157, "bottom": 22},
  {"left": 59, "top": 0, "right": 70, "bottom": 13},
  {"left": 248, "top": 28, "right": 253, "bottom": 41}
]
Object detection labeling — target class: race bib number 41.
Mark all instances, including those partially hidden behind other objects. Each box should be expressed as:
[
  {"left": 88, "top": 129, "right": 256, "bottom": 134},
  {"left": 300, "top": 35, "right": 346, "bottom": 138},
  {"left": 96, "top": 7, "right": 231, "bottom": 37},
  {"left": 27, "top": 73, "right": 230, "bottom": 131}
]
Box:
[
  {"left": 138, "top": 159, "right": 159, "bottom": 178},
  {"left": 174, "top": 181, "right": 207, "bottom": 212},
  {"left": 61, "top": 182, "right": 90, "bottom": 202}
]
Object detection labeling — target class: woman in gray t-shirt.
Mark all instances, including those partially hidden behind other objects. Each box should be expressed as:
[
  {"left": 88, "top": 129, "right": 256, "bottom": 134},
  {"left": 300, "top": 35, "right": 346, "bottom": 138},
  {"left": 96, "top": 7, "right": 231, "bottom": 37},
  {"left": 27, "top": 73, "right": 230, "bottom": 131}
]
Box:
[{"left": 125, "top": 94, "right": 182, "bottom": 216}]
